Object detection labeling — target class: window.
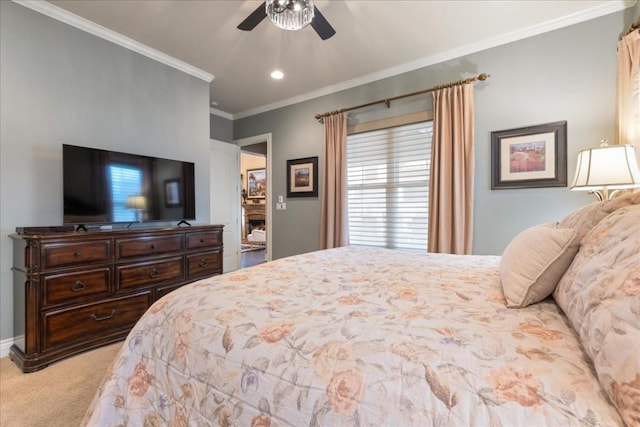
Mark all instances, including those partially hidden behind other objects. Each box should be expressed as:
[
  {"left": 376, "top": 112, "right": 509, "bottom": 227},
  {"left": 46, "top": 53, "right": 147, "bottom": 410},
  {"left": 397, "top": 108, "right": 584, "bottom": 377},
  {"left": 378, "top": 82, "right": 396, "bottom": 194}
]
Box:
[
  {"left": 109, "top": 165, "right": 143, "bottom": 222},
  {"left": 347, "top": 121, "right": 432, "bottom": 251}
]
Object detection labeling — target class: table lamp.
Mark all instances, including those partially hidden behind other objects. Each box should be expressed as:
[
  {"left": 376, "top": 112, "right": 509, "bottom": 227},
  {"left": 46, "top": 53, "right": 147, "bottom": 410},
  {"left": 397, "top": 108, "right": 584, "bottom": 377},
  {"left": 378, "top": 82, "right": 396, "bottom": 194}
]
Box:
[
  {"left": 571, "top": 140, "right": 640, "bottom": 201},
  {"left": 126, "top": 195, "right": 147, "bottom": 222}
]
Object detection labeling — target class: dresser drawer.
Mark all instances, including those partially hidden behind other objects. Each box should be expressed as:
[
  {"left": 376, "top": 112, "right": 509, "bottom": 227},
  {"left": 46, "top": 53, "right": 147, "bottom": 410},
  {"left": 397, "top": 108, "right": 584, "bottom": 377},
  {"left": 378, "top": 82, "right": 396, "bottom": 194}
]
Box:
[
  {"left": 116, "top": 235, "right": 183, "bottom": 260},
  {"left": 186, "top": 230, "right": 222, "bottom": 250},
  {"left": 42, "top": 240, "right": 111, "bottom": 269},
  {"left": 42, "top": 293, "right": 149, "bottom": 349},
  {"left": 43, "top": 268, "right": 110, "bottom": 306},
  {"left": 116, "top": 257, "right": 184, "bottom": 290},
  {"left": 156, "top": 283, "right": 184, "bottom": 300},
  {"left": 186, "top": 250, "right": 222, "bottom": 279}
]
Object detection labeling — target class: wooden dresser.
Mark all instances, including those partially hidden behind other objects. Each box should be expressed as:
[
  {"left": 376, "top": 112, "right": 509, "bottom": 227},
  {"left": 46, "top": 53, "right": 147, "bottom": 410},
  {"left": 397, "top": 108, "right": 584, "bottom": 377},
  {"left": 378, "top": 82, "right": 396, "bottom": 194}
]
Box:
[{"left": 10, "top": 225, "right": 223, "bottom": 372}]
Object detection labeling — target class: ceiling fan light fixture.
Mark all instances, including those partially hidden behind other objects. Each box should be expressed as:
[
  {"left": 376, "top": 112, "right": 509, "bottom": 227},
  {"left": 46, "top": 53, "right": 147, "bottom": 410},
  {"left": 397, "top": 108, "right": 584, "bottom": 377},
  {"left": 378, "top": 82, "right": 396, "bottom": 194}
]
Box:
[{"left": 266, "top": 0, "right": 314, "bottom": 31}]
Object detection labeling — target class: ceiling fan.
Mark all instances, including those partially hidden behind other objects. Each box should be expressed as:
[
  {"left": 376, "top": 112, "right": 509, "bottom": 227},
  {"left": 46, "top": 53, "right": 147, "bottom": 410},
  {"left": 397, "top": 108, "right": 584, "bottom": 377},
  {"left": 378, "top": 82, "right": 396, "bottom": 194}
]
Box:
[{"left": 238, "top": 0, "right": 336, "bottom": 40}]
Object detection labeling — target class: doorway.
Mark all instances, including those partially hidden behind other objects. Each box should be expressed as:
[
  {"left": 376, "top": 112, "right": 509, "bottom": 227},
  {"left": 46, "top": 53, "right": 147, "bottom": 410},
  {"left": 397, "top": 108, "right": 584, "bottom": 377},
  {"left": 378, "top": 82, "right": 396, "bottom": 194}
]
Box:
[
  {"left": 241, "top": 148, "right": 266, "bottom": 267},
  {"left": 236, "top": 134, "right": 272, "bottom": 266}
]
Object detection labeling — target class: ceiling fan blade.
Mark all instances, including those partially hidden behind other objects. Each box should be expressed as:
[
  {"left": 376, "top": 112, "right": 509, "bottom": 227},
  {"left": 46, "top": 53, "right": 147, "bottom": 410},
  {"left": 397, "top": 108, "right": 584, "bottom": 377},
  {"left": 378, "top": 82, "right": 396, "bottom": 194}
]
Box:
[
  {"left": 237, "top": 1, "right": 267, "bottom": 31},
  {"left": 311, "top": 6, "right": 335, "bottom": 40}
]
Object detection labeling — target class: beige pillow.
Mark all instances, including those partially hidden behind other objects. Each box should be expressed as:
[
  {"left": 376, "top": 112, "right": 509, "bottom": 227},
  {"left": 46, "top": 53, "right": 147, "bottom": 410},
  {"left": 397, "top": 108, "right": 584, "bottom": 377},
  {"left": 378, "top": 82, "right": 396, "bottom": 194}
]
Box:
[{"left": 501, "top": 223, "right": 579, "bottom": 308}]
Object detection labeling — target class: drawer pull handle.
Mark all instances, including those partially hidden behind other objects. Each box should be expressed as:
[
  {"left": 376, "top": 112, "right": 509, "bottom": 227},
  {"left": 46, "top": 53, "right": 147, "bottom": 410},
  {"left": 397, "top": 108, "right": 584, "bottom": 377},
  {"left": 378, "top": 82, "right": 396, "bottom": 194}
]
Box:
[
  {"left": 150, "top": 244, "right": 157, "bottom": 249},
  {"left": 199, "top": 238, "right": 205, "bottom": 243},
  {"left": 149, "top": 268, "right": 159, "bottom": 278},
  {"left": 90, "top": 309, "right": 116, "bottom": 321},
  {"left": 198, "top": 259, "right": 208, "bottom": 267},
  {"left": 71, "top": 281, "right": 86, "bottom": 292},
  {"left": 75, "top": 251, "right": 82, "bottom": 258}
]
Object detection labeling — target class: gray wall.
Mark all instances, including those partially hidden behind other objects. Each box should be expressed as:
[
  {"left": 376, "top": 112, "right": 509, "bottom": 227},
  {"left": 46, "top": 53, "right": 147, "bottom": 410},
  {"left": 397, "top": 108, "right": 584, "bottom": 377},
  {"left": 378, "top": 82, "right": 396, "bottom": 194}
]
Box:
[
  {"left": 0, "top": 2, "right": 211, "bottom": 342},
  {"left": 235, "top": 10, "right": 629, "bottom": 260},
  {"left": 210, "top": 113, "right": 234, "bottom": 142},
  {"left": 631, "top": 1, "right": 640, "bottom": 25}
]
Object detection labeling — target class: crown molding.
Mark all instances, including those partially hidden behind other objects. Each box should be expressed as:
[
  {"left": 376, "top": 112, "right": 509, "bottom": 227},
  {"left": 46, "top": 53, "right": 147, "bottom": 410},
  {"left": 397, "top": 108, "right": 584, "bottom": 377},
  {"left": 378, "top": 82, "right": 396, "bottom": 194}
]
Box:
[
  {"left": 14, "top": 0, "right": 214, "bottom": 83},
  {"left": 14, "top": 0, "right": 634, "bottom": 120},
  {"left": 210, "top": 107, "right": 233, "bottom": 120},
  {"left": 234, "top": 0, "right": 635, "bottom": 119}
]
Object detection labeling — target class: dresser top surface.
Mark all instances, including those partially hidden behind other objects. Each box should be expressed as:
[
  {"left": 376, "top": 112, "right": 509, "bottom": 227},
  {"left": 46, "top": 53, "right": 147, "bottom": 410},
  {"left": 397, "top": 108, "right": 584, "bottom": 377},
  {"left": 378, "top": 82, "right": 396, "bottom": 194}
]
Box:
[{"left": 11, "top": 224, "right": 224, "bottom": 241}]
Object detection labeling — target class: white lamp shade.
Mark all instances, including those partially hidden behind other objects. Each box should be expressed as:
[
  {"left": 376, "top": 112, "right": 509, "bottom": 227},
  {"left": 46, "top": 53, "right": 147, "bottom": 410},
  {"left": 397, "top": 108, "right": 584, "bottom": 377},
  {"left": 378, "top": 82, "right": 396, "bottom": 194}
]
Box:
[{"left": 571, "top": 144, "right": 640, "bottom": 191}]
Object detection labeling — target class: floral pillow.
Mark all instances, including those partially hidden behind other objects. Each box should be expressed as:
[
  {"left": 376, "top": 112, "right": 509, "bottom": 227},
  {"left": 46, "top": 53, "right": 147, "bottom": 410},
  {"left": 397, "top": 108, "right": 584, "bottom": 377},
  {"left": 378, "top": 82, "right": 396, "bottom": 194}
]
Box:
[
  {"left": 553, "top": 204, "right": 640, "bottom": 426},
  {"left": 558, "top": 190, "right": 640, "bottom": 243}
]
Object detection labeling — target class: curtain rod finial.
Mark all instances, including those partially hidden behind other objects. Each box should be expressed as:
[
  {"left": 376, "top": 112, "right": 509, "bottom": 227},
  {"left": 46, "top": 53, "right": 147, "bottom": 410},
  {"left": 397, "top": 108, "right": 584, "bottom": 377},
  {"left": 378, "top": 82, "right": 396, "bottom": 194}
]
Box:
[{"left": 478, "top": 73, "right": 490, "bottom": 81}]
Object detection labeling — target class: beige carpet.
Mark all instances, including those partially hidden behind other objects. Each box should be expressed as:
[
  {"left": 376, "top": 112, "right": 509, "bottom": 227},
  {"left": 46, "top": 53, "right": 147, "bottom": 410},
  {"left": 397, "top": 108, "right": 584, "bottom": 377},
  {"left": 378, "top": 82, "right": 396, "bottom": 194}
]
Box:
[{"left": 0, "top": 343, "right": 122, "bottom": 427}]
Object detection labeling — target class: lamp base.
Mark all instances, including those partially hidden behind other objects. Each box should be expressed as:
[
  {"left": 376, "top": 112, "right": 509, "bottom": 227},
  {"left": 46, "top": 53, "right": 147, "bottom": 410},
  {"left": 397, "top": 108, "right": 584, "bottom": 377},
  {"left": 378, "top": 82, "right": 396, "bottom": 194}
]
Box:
[{"left": 590, "top": 188, "right": 630, "bottom": 201}]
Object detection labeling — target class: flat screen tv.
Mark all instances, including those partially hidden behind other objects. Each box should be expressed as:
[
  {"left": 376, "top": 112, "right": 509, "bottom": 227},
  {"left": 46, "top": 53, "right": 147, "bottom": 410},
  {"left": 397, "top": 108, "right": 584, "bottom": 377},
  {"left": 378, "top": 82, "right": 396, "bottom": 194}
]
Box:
[{"left": 63, "top": 144, "right": 195, "bottom": 226}]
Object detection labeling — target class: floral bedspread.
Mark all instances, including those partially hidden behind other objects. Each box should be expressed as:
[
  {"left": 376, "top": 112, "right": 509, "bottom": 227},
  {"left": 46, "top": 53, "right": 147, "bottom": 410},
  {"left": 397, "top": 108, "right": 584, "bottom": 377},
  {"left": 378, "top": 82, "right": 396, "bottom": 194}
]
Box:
[{"left": 82, "top": 247, "right": 623, "bottom": 426}]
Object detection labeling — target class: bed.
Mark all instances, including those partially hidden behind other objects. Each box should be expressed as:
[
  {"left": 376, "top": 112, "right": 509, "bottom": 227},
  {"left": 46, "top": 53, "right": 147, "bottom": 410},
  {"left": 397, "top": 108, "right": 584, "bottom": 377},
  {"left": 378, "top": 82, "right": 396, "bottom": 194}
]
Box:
[{"left": 82, "top": 192, "right": 640, "bottom": 426}]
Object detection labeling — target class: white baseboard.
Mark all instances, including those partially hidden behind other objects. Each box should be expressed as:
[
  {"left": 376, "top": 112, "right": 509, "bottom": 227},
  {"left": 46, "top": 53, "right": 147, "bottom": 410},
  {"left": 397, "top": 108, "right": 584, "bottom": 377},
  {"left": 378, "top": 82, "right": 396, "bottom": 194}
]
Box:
[{"left": 0, "top": 336, "right": 20, "bottom": 358}]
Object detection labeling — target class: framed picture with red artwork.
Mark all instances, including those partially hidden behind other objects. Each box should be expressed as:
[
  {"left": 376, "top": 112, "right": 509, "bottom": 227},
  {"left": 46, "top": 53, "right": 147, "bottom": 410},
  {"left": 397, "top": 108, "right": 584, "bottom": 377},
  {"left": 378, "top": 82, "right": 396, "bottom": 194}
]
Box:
[{"left": 491, "top": 121, "right": 567, "bottom": 189}]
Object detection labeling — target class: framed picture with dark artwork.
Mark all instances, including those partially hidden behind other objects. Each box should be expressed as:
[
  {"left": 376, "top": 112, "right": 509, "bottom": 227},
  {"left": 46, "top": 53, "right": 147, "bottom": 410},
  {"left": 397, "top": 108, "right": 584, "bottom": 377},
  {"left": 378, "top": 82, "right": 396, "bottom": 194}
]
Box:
[
  {"left": 491, "top": 121, "right": 567, "bottom": 189},
  {"left": 246, "top": 168, "right": 266, "bottom": 199},
  {"left": 164, "top": 178, "right": 182, "bottom": 207},
  {"left": 287, "top": 157, "right": 318, "bottom": 198}
]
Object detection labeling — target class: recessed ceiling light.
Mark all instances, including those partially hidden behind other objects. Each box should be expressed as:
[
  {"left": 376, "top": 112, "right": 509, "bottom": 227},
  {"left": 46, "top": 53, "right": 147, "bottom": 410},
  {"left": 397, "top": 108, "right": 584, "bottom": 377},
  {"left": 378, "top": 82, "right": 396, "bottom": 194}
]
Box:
[{"left": 271, "top": 70, "right": 284, "bottom": 80}]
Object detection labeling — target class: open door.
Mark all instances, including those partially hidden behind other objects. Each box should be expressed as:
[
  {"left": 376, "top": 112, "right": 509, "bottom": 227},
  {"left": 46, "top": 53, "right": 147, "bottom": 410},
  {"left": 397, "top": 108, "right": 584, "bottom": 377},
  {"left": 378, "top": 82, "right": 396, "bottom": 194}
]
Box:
[
  {"left": 236, "top": 134, "right": 272, "bottom": 262},
  {"left": 210, "top": 139, "right": 240, "bottom": 272}
]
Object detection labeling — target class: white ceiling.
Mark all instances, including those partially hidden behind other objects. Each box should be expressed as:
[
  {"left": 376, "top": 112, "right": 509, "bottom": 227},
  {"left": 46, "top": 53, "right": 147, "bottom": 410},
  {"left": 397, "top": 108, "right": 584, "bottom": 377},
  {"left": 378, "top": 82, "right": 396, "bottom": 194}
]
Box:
[{"left": 38, "top": 1, "right": 635, "bottom": 118}]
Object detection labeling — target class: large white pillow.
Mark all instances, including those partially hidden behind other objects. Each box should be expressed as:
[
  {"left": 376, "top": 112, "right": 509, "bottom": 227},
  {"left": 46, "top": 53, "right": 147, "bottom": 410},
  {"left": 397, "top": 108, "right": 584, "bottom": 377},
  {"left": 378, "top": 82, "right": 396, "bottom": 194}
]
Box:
[{"left": 500, "top": 222, "right": 579, "bottom": 308}]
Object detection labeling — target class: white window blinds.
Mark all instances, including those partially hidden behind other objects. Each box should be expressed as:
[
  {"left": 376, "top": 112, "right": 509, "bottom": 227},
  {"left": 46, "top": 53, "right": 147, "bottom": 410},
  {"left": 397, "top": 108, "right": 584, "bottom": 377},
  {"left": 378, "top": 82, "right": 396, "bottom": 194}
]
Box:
[
  {"left": 109, "top": 165, "right": 143, "bottom": 222},
  {"left": 347, "top": 121, "right": 432, "bottom": 251}
]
